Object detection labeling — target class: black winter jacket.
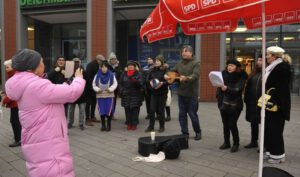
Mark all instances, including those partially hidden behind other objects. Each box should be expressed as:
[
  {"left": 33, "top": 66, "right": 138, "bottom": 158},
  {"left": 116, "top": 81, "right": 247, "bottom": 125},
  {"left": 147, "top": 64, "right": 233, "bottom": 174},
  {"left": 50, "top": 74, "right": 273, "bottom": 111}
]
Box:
[
  {"left": 217, "top": 70, "right": 248, "bottom": 112},
  {"left": 265, "top": 61, "right": 291, "bottom": 121},
  {"left": 47, "top": 67, "right": 66, "bottom": 84},
  {"left": 244, "top": 70, "right": 262, "bottom": 123},
  {"left": 85, "top": 60, "right": 99, "bottom": 92},
  {"left": 147, "top": 66, "right": 168, "bottom": 96},
  {"left": 119, "top": 71, "right": 144, "bottom": 108}
]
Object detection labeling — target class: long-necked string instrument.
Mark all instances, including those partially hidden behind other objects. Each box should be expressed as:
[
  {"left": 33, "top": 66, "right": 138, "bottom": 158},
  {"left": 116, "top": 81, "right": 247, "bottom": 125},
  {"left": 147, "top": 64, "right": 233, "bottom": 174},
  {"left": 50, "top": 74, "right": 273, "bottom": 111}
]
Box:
[{"left": 166, "top": 71, "right": 180, "bottom": 84}]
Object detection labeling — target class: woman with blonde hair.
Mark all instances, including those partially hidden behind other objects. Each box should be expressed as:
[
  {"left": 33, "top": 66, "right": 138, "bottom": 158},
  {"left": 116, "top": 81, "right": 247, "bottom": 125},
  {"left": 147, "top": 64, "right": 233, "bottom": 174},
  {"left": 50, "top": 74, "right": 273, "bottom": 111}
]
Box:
[{"left": 263, "top": 46, "right": 291, "bottom": 164}]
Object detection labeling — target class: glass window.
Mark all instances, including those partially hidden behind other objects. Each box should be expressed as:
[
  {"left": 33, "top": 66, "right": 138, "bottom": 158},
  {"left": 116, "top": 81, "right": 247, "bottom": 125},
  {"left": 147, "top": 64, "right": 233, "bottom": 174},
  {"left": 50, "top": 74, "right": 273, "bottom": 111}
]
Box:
[
  {"left": 243, "top": 26, "right": 280, "bottom": 33},
  {"left": 281, "top": 33, "right": 300, "bottom": 47},
  {"left": 286, "top": 48, "right": 300, "bottom": 93},
  {"left": 27, "top": 27, "right": 35, "bottom": 49},
  {"left": 282, "top": 24, "right": 300, "bottom": 32},
  {"left": 62, "top": 23, "right": 86, "bottom": 38},
  {"left": 231, "top": 33, "right": 280, "bottom": 48},
  {"left": 138, "top": 27, "right": 195, "bottom": 69}
]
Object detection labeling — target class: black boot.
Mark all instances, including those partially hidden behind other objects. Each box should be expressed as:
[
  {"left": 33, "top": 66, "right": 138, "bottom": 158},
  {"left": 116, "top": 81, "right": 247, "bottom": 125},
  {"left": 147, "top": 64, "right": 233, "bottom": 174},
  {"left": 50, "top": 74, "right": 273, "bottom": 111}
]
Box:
[
  {"left": 244, "top": 141, "right": 258, "bottom": 148},
  {"left": 165, "top": 107, "right": 171, "bottom": 121},
  {"left": 219, "top": 143, "right": 230, "bottom": 150},
  {"left": 145, "top": 126, "right": 154, "bottom": 132},
  {"left": 9, "top": 141, "right": 21, "bottom": 147},
  {"left": 194, "top": 132, "right": 202, "bottom": 140},
  {"left": 145, "top": 115, "right": 155, "bottom": 132},
  {"left": 101, "top": 116, "right": 106, "bottom": 131},
  {"left": 158, "top": 120, "right": 165, "bottom": 133},
  {"left": 106, "top": 116, "right": 111, "bottom": 132},
  {"left": 231, "top": 144, "right": 239, "bottom": 153}
]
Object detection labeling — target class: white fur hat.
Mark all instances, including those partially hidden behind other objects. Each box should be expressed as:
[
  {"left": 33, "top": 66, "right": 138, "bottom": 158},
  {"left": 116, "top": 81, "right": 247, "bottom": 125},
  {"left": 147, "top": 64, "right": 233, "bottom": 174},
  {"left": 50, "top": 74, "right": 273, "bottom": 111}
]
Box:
[
  {"left": 109, "top": 52, "right": 117, "bottom": 60},
  {"left": 3, "top": 59, "right": 12, "bottom": 66},
  {"left": 267, "top": 46, "right": 285, "bottom": 54}
]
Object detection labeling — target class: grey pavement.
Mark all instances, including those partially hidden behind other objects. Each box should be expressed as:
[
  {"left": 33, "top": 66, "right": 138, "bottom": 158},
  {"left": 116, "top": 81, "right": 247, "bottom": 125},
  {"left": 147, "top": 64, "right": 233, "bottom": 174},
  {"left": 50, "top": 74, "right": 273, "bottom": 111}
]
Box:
[{"left": 0, "top": 94, "right": 300, "bottom": 177}]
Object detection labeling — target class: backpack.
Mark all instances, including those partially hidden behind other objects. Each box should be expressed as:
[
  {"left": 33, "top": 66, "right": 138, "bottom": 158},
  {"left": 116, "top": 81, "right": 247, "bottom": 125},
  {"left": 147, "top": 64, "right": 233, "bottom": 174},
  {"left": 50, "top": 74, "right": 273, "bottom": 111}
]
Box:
[{"left": 162, "top": 139, "right": 180, "bottom": 159}]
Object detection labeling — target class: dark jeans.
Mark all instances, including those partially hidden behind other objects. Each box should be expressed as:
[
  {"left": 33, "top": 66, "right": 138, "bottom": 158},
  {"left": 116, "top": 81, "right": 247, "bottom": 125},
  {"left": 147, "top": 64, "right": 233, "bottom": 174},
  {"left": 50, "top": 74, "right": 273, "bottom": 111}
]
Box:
[
  {"left": 144, "top": 90, "right": 151, "bottom": 115},
  {"left": 125, "top": 107, "right": 140, "bottom": 125},
  {"left": 148, "top": 95, "right": 166, "bottom": 128},
  {"left": 265, "top": 111, "right": 285, "bottom": 157},
  {"left": 85, "top": 91, "right": 96, "bottom": 119},
  {"left": 10, "top": 108, "right": 21, "bottom": 142},
  {"left": 178, "top": 95, "right": 201, "bottom": 135},
  {"left": 220, "top": 110, "right": 241, "bottom": 145}
]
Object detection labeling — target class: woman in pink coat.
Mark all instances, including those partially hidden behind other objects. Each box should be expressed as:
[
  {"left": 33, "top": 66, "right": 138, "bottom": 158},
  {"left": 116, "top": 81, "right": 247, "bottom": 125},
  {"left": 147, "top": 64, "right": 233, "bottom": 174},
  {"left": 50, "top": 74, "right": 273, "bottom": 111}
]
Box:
[{"left": 5, "top": 49, "right": 85, "bottom": 177}]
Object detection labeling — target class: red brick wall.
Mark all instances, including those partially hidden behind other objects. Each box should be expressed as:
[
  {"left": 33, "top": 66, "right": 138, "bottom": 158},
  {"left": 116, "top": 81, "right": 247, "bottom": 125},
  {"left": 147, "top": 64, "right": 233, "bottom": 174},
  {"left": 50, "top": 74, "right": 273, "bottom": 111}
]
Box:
[
  {"left": 4, "top": 1, "right": 17, "bottom": 59},
  {"left": 91, "top": 0, "right": 107, "bottom": 59},
  {"left": 200, "top": 34, "right": 221, "bottom": 102}
]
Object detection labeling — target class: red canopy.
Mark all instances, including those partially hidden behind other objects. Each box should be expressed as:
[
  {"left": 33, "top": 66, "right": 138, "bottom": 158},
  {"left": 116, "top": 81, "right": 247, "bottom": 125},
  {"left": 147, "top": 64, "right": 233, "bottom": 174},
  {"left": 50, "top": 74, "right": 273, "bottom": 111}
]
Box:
[{"left": 140, "top": 0, "right": 300, "bottom": 43}]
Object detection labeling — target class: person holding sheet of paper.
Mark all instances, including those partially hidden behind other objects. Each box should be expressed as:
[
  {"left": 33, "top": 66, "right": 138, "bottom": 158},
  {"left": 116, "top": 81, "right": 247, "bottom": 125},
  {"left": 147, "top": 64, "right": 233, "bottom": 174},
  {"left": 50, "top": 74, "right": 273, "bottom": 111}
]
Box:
[{"left": 216, "top": 59, "right": 247, "bottom": 153}]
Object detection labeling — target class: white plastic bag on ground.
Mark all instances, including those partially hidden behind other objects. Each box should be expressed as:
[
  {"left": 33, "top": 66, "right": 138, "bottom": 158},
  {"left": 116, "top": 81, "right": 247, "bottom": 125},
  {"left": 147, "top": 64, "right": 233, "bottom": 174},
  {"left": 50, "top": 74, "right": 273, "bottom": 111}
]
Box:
[{"left": 132, "top": 151, "right": 165, "bottom": 162}]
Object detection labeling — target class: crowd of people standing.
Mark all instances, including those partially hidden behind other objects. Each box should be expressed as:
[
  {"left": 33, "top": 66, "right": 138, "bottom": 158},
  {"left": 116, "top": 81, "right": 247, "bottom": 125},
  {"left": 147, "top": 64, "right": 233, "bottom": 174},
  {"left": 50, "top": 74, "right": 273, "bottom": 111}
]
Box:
[{"left": 1, "top": 44, "right": 293, "bottom": 176}]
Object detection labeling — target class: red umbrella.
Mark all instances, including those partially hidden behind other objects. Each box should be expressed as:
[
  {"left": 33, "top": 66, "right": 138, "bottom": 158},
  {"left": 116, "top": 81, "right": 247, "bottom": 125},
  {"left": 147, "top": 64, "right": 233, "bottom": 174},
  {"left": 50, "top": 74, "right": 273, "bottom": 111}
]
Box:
[
  {"left": 140, "top": 1, "right": 177, "bottom": 43},
  {"left": 140, "top": 0, "right": 300, "bottom": 42},
  {"left": 140, "top": 1, "right": 300, "bottom": 176}
]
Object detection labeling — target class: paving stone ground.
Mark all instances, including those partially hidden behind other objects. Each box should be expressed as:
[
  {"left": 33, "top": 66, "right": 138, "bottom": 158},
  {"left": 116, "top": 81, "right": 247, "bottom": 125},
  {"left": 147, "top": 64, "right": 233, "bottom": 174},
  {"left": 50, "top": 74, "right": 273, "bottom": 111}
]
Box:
[{"left": 0, "top": 94, "right": 299, "bottom": 177}]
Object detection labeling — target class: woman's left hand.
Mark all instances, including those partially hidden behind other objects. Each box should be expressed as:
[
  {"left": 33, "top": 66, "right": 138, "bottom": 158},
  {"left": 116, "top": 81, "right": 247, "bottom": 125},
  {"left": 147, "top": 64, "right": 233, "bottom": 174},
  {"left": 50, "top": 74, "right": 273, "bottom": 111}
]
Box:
[{"left": 221, "top": 85, "right": 227, "bottom": 91}]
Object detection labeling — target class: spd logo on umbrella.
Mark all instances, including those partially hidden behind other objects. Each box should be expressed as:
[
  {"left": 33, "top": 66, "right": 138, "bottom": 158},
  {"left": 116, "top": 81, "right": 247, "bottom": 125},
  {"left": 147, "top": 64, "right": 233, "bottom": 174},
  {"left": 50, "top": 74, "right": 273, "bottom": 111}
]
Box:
[
  {"left": 201, "top": 0, "right": 220, "bottom": 9},
  {"left": 182, "top": 0, "right": 199, "bottom": 14}
]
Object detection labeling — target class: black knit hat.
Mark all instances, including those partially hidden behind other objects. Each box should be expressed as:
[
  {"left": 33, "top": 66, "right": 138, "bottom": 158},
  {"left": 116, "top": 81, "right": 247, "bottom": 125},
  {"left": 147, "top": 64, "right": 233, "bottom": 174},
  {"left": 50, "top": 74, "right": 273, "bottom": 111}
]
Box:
[
  {"left": 126, "top": 60, "right": 137, "bottom": 67},
  {"left": 226, "top": 59, "right": 241, "bottom": 67},
  {"left": 12, "top": 49, "right": 42, "bottom": 71}
]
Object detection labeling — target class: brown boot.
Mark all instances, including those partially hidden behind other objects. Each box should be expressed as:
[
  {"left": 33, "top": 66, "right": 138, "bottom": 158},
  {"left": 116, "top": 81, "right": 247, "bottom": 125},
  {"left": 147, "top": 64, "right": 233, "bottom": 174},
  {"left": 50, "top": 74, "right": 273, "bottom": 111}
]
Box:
[
  {"left": 91, "top": 117, "right": 100, "bottom": 122},
  {"left": 85, "top": 119, "right": 94, "bottom": 126}
]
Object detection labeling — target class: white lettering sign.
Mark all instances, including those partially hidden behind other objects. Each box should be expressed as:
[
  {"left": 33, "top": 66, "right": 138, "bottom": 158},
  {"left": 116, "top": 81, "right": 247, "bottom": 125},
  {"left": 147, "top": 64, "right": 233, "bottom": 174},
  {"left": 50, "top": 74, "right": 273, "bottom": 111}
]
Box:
[
  {"left": 202, "top": 0, "right": 220, "bottom": 8},
  {"left": 184, "top": 3, "right": 197, "bottom": 13}
]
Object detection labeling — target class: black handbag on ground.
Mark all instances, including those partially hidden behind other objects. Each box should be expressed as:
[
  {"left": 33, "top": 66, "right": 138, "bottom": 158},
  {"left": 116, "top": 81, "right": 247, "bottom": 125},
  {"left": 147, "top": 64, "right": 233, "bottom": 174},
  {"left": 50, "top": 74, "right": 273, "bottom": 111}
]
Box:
[{"left": 138, "top": 134, "right": 189, "bottom": 157}]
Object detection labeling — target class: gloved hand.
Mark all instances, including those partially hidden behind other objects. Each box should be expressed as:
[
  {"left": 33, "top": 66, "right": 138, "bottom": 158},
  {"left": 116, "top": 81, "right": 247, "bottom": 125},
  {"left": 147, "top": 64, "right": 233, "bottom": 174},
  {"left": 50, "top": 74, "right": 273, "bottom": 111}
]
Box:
[
  {"left": 266, "top": 102, "right": 274, "bottom": 109},
  {"left": 54, "top": 67, "right": 60, "bottom": 72},
  {"left": 61, "top": 70, "right": 66, "bottom": 75}
]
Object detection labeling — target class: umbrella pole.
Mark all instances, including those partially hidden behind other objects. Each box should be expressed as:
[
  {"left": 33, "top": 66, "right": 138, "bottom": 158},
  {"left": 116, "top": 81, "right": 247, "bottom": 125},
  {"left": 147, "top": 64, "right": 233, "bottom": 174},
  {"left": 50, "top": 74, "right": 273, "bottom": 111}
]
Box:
[{"left": 258, "top": 1, "right": 266, "bottom": 177}]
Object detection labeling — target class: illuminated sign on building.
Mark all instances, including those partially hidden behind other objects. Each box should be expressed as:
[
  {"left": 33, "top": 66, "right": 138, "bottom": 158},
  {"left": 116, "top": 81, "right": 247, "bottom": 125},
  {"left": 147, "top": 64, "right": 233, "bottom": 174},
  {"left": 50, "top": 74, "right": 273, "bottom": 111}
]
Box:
[{"left": 20, "top": 0, "right": 85, "bottom": 8}]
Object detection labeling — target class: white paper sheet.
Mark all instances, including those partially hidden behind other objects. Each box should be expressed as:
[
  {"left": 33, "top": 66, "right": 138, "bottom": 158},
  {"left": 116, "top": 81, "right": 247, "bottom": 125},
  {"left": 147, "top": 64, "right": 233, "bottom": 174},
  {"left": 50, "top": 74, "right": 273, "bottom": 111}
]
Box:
[
  {"left": 209, "top": 71, "right": 224, "bottom": 87},
  {"left": 65, "top": 61, "right": 75, "bottom": 78}
]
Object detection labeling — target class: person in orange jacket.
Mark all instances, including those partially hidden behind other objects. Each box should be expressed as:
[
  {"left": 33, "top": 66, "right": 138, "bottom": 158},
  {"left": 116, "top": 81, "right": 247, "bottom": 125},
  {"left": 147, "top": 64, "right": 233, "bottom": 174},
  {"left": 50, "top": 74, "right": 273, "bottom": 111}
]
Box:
[{"left": 2, "top": 59, "right": 21, "bottom": 147}]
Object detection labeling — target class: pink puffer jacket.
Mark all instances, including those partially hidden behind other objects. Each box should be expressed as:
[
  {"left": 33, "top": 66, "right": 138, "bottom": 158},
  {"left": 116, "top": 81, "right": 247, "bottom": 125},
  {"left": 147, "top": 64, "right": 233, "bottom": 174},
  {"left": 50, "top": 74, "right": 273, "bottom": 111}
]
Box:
[{"left": 5, "top": 72, "right": 85, "bottom": 177}]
